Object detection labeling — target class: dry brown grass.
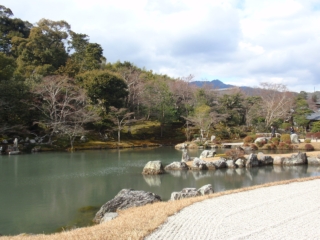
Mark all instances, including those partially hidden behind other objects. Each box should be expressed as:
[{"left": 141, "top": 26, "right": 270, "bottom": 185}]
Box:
[{"left": 2, "top": 176, "right": 320, "bottom": 240}]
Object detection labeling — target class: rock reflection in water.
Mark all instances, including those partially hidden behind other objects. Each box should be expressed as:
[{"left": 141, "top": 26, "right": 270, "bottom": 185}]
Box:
[
  {"left": 143, "top": 175, "right": 161, "bottom": 186},
  {"left": 166, "top": 170, "right": 188, "bottom": 179},
  {"left": 191, "top": 170, "right": 214, "bottom": 180}
]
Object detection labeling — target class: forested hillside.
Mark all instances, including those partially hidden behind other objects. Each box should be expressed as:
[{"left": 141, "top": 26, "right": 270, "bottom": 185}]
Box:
[{"left": 0, "top": 5, "right": 319, "bottom": 150}]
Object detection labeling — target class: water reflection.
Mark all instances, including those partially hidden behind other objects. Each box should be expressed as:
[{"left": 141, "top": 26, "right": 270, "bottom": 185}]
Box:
[
  {"left": 143, "top": 175, "right": 162, "bottom": 186},
  {"left": 0, "top": 147, "right": 319, "bottom": 236}
]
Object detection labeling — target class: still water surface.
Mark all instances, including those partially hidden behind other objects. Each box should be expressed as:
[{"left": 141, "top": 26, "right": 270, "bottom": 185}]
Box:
[{"left": 0, "top": 147, "right": 319, "bottom": 235}]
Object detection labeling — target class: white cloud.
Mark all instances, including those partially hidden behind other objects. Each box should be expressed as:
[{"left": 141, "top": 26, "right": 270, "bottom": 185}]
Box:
[{"left": 2, "top": 0, "right": 320, "bottom": 93}]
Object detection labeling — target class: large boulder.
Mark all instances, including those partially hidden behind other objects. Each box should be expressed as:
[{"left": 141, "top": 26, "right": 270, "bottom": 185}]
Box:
[
  {"left": 142, "top": 161, "right": 165, "bottom": 175},
  {"left": 273, "top": 156, "right": 286, "bottom": 165},
  {"left": 307, "top": 156, "right": 320, "bottom": 165},
  {"left": 181, "top": 150, "right": 191, "bottom": 162},
  {"left": 213, "top": 158, "right": 227, "bottom": 169},
  {"left": 93, "top": 189, "right": 162, "bottom": 223},
  {"left": 254, "top": 137, "right": 268, "bottom": 144},
  {"left": 235, "top": 158, "right": 245, "bottom": 168},
  {"left": 290, "top": 133, "right": 299, "bottom": 144},
  {"left": 257, "top": 152, "right": 273, "bottom": 166},
  {"left": 200, "top": 150, "right": 216, "bottom": 159},
  {"left": 191, "top": 158, "right": 208, "bottom": 170},
  {"left": 246, "top": 154, "right": 259, "bottom": 168},
  {"left": 283, "top": 152, "right": 307, "bottom": 166},
  {"left": 307, "top": 157, "right": 320, "bottom": 165},
  {"left": 226, "top": 160, "right": 236, "bottom": 168},
  {"left": 170, "top": 184, "right": 214, "bottom": 201},
  {"left": 164, "top": 162, "right": 189, "bottom": 171}
]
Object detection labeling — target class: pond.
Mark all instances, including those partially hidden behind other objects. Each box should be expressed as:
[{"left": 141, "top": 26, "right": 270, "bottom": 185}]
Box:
[{"left": 0, "top": 147, "right": 319, "bottom": 236}]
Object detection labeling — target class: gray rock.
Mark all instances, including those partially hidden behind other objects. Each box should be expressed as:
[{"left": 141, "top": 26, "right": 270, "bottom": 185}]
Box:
[
  {"left": 29, "top": 139, "right": 36, "bottom": 144},
  {"left": 307, "top": 156, "right": 320, "bottom": 165},
  {"left": 80, "top": 135, "right": 87, "bottom": 142},
  {"left": 246, "top": 154, "right": 259, "bottom": 168},
  {"left": 93, "top": 189, "right": 161, "bottom": 223},
  {"left": 257, "top": 152, "right": 265, "bottom": 160},
  {"left": 290, "top": 133, "right": 299, "bottom": 144},
  {"left": 213, "top": 158, "right": 227, "bottom": 169},
  {"left": 254, "top": 137, "right": 268, "bottom": 144},
  {"left": 257, "top": 153, "right": 273, "bottom": 166},
  {"left": 205, "top": 162, "right": 216, "bottom": 170},
  {"left": 198, "top": 184, "right": 214, "bottom": 195},
  {"left": 235, "top": 159, "right": 245, "bottom": 168},
  {"left": 273, "top": 156, "right": 286, "bottom": 165},
  {"left": 142, "top": 161, "right": 165, "bottom": 175},
  {"left": 199, "top": 150, "right": 216, "bottom": 159},
  {"left": 192, "top": 158, "right": 208, "bottom": 170},
  {"left": 100, "top": 212, "right": 118, "bottom": 223},
  {"left": 2, "top": 140, "right": 8, "bottom": 144},
  {"left": 170, "top": 188, "right": 199, "bottom": 200},
  {"left": 283, "top": 152, "right": 307, "bottom": 166},
  {"left": 181, "top": 150, "right": 191, "bottom": 162},
  {"left": 226, "top": 160, "right": 236, "bottom": 168},
  {"left": 164, "top": 162, "right": 189, "bottom": 171},
  {"left": 170, "top": 184, "right": 214, "bottom": 201}
]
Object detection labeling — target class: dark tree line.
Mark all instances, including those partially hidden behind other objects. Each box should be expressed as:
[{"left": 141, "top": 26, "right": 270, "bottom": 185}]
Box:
[{"left": 0, "top": 4, "right": 318, "bottom": 147}]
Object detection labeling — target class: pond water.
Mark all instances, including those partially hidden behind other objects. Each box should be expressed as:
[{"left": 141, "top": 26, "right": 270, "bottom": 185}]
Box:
[{"left": 0, "top": 147, "right": 319, "bottom": 236}]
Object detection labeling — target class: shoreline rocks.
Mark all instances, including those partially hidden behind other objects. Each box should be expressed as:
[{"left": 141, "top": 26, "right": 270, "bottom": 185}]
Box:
[
  {"left": 93, "top": 189, "right": 162, "bottom": 223},
  {"left": 142, "top": 161, "right": 165, "bottom": 175}
]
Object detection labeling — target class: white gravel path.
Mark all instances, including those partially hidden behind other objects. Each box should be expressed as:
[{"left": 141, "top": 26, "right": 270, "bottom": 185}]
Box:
[{"left": 146, "top": 179, "right": 320, "bottom": 240}]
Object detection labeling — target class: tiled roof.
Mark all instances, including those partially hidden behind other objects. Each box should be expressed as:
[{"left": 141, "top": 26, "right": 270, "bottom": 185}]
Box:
[{"left": 306, "top": 112, "right": 320, "bottom": 120}]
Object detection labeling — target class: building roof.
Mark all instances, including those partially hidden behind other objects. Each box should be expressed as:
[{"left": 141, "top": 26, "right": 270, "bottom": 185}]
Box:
[{"left": 306, "top": 112, "right": 320, "bottom": 121}]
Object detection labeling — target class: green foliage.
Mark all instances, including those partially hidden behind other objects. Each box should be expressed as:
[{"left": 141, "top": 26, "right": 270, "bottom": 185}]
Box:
[
  {"left": 77, "top": 70, "right": 128, "bottom": 112},
  {"left": 218, "top": 93, "right": 245, "bottom": 126},
  {"left": 304, "top": 138, "right": 311, "bottom": 143},
  {"left": 304, "top": 143, "right": 314, "bottom": 151},
  {"left": 0, "top": 52, "right": 16, "bottom": 80},
  {"left": 280, "top": 134, "right": 291, "bottom": 144},
  {"left": 270, "top": 137, "right": 280, "bottom": 145},
  {"left": 0, "top": 79, "right": 31, "bottom": 128},
  {"left": 12, "top": 19, "right": 70, "bottom": 77},
  {"left": 310, "top": 122, "right": 320, "bottom": 133},
  {"left": 0, "top": 5, "right": 32, "bottom": 55}
]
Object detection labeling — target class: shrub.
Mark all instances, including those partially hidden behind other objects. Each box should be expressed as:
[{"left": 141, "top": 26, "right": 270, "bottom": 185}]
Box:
[
  {"left": 243, "top": 135, "right": 255, "bottom": 143},
  {"left": 225, "top": 148, "right": 245, "bottom": 160},
  {"left": 270, "top": 137, "right": 280, "bottom": 146},
  {"left": 304, "top": 138, "right": 311, "bottom": 143},
  {"left": 250, "top": 143, "right": 258, "bottom": 150},
  {"left": 310, "top": 122, "right": 320, "bottom": 133},
  {"left": 264, "top": 143, "right": 277, "bottom": 150},
  {"left": 278, "top": 142, "right": 293, "bottom": 150},
  {"left": 256, "top": 140, "right": 266, "bottom": 148},
  {"left": 280, "top": 134, "right": 291, "bottom": 144},
  {"left": 305, "top": 144, "right": 314, "bottom": 151}
]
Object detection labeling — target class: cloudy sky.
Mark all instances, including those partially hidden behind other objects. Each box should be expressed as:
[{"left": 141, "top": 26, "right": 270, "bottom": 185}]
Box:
[{"left": 3, "top": 0, "right": 320, "bottom": 92}]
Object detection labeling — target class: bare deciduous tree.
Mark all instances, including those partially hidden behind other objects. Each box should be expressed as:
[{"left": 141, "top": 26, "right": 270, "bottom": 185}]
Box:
[
  {"left": 31, "top": 75, "right": 99, "bottom": 146},
  {"left": 108, "top": 107, "right": 134, "bottom": 143},
  {"left": 258, "top": 82, "right": 294, "bottom": 127}
]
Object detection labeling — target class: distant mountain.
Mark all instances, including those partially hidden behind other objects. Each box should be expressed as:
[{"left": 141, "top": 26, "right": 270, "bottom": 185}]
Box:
[
  {"left": 190, "top": 79, "right": 258, "bottom": 95},
  {"left": 190, "top": 80, "right": 235, "bottom": 89}
]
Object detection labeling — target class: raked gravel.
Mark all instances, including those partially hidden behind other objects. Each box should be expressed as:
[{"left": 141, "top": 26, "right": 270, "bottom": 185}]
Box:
[{"left": 146, "top": 179, "right": 320, "bottom": 240}]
